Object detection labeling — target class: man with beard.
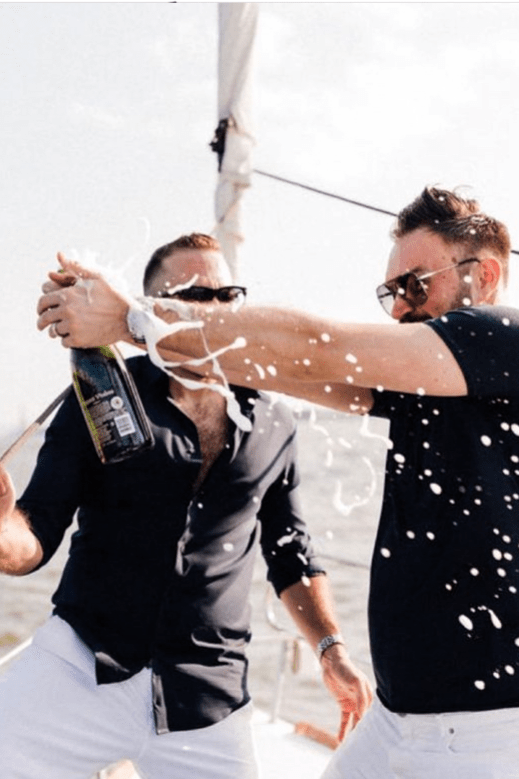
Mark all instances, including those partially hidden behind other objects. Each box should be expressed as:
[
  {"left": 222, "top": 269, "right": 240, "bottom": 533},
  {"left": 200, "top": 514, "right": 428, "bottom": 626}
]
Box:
[{"left": 38, "top": 187, "right": 519, "bottom": 777}]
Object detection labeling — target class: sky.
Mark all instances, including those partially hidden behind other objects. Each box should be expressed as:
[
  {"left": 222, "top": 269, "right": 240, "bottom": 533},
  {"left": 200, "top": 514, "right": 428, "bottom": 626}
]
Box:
[{"left": 1, "top": 1, "right": 519, "bottom": 431}]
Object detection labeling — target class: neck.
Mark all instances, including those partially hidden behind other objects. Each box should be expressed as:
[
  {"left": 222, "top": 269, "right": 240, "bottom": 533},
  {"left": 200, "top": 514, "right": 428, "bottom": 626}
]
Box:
[{"left": 168, "top": 374, "right": 226, "bottom": 409}]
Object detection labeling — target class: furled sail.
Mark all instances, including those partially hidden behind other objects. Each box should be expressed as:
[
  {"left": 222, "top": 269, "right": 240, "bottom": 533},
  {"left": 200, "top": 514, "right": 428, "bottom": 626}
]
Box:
[{"left": 211, "top": 3, "right": 258, "bottom": 280}]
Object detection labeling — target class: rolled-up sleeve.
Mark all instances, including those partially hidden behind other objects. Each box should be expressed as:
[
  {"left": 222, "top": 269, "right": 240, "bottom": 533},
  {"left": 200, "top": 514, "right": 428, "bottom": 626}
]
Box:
[{"left": 258, "top": 434, "right": 325, "bottom": 596}]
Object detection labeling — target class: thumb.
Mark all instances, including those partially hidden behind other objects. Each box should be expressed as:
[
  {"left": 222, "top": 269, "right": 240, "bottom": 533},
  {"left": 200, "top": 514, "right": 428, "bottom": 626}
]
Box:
[
  {"left": 55, "top": 251, "right": 102, "bottom": 281},
  {"left": 47, "top": 269, "right": 77, "bottom": 289}
]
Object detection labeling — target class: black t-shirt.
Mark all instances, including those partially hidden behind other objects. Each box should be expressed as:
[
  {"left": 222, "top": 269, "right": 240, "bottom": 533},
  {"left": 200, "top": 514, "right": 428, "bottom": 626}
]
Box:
[{"left": 370, "top": 305, "right": 519, "bottom": 713}]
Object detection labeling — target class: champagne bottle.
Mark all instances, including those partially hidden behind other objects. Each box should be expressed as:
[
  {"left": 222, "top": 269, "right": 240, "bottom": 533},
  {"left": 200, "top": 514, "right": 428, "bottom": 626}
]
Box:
[{"left": 71, "top": 345, "right": 154, "bottom": 464}]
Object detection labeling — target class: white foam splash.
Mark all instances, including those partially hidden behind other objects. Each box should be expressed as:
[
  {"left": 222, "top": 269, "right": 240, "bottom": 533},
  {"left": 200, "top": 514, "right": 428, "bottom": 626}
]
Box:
[
  {"left": 332, "top": 456, "right": 377, "bottom": 516},
  {"left": 69, "top": 250, "right": 134, "bottom": 297},
  {"left": 74, "top": 264, "right": 252, "bottom": 432},
  {"left": 488, "top": 609, "right": 502, "bottom": 629},
  {"left": 307, "top": 406, "right": 331, "bottom": 438},
  {"left": 359, "top": 415, "right": 393, "bottom": 449},
  {"left": 277, "top": 531, "right": 297, "bottom": 547},
  {"left": 139, "top": 295, "right": 252, "bottom": 432}
]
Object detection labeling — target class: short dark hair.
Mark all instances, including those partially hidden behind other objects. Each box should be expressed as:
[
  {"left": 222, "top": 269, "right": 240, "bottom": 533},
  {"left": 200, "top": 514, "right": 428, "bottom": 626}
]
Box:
[
  {"left": 143, "top": 233, "right": 221, "bottom": 293},
  {"left": 393, "top": 186, "right": 511, "bottom": 284}
]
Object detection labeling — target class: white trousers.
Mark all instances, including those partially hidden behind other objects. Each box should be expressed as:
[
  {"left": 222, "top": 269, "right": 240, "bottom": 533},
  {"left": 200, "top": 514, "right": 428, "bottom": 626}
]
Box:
[
  {"left": 321, "top": 696, "right": 519, "bottom": 779},
  {"left": 0, "top": 616, "right": 258, "bottom": 779}
]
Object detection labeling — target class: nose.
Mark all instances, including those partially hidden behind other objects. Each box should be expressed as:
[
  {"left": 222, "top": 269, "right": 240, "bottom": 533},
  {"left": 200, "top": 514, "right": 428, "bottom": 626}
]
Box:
[{"left": 390, "top": 293, "right": 414, "bottom": 322}]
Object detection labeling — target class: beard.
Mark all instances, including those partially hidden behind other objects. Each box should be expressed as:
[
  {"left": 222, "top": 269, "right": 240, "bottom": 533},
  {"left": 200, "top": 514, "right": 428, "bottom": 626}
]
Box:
[
  {"left": 398, "top": 283, "right": 473, "bottom": 324},
  {"left": 399, "top": 311, "right": 434, "bottom": 323}
]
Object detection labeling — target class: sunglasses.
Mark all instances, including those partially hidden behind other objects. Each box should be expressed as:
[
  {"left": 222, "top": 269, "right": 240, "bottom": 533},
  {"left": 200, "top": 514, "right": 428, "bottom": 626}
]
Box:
[
  {"left": 160, "top": 285, "right": 247, "bottom": 304},
  {"left": 376, "top": 258, "right": 480, "bottom": 316}
]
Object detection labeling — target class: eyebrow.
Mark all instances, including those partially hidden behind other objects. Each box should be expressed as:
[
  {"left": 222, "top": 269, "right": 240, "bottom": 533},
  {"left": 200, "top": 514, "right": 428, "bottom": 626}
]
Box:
[{"left": 386, "top": 266, "right": 424, "bottom": 284}]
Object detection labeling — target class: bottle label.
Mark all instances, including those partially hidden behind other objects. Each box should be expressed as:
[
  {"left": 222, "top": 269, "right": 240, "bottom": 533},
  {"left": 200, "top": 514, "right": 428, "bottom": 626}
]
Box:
[
  {"left": 80, "top": 388, "right": 137, "bottom": 443},
  {"left": 71, "top": 346, "right": 154, "bottom": 464},
  {"left": 113, "top": 412, "right": 137, "bottom": 437}
]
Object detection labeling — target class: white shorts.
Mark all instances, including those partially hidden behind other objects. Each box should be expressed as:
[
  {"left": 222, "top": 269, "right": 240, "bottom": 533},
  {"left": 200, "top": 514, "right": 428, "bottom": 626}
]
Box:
[
  {"left": 321, "top": 696, "right": 519, "bottom": 779},
  {"left": 0, "top": 616, "right": 258, "bottom": 779}
]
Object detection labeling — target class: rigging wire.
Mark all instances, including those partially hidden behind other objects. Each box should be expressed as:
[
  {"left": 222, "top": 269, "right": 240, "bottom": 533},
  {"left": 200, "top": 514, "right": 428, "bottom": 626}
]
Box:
[
  {"left": 253, "top": 169, "right": 519, "bottom": 256},
  {"left": 253, "top": 169, "right": 397, "bottom": 218}
]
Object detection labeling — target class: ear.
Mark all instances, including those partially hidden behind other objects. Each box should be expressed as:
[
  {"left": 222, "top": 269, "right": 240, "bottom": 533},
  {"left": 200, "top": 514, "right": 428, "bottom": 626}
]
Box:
[{"left": 477, "top": 257, "right": 502, "bottom": 302}]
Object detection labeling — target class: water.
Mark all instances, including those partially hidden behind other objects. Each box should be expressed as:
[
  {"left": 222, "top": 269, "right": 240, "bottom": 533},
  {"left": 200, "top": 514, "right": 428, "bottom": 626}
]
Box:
[{"left": 0, "top": 408, "right": 389, "bottom": 738}]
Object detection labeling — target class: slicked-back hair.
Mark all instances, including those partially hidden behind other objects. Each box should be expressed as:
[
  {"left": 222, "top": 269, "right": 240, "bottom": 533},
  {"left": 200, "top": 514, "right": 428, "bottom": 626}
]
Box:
[
  {"left": 143, "top": 233, "right": 221, "bottom": 293},
  {"left": 392, "top": 187, "right": 511, "bottom": 284}
]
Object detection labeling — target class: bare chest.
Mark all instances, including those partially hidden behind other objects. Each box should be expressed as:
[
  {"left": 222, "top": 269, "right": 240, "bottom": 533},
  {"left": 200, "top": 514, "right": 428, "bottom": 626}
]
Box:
[{"left": 187, "top": 405, "right": 229, "bottom": 492}]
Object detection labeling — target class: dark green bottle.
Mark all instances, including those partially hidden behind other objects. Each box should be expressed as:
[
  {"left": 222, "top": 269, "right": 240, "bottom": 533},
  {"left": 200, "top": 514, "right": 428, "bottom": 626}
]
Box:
[{"left": 71, "top": 345, "right": 154, "bottom": 464}]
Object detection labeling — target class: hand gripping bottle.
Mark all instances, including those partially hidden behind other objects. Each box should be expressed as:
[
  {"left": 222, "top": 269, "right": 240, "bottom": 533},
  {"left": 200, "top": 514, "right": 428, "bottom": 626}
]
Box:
[{"left": 71, "top": 345, "right": 154, "bottom": 464}]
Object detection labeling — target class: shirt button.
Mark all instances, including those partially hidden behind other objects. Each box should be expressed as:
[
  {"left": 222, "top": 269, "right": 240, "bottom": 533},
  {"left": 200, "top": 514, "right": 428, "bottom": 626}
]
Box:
[{"left": 448, "top": 728, "right": 455, "bottom": 734}]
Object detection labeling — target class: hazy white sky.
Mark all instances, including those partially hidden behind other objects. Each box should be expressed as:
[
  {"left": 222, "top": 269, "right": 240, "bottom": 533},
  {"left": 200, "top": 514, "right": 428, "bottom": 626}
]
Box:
[{"left": 1, "top": 2, "right": 519, "bottom": 429}]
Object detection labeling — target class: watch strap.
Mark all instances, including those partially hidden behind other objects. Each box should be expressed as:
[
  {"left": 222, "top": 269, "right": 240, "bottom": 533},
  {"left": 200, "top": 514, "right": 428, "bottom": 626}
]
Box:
[
  {"left": 126, "top": 297, "right": 155, "bottom": 344},
  {"left": 317, "top": 633, "right": 344, "bottom": 660}
]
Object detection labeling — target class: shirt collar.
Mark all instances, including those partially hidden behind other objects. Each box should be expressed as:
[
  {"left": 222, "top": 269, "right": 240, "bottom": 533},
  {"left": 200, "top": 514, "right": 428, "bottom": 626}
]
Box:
[{"left": 141, "top": 355, "right": 259, "bottom": 421}]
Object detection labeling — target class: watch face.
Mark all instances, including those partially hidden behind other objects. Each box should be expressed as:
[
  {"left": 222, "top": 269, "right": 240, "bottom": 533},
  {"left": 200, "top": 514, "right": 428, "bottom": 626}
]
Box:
[
  {"left": 318, "top": 634, "right": 343, "bottom": 658},
  {"left": 127, "top": 307, "right": 146, "bottom": 343}
]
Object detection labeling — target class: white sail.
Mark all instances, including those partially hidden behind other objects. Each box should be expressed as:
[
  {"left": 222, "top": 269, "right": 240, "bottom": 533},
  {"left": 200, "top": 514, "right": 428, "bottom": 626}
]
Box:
[{"left": 213, "top": 2, "right": 258, "bottom": 280}]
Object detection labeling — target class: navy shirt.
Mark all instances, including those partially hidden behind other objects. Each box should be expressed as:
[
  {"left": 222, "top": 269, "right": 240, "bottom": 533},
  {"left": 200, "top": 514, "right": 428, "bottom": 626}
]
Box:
[
  {"left": 19, "top": 356, "right": 324, "bottom": 733},
  {"left": 370, "top": 306, "right": 519, "bottom": 714}
]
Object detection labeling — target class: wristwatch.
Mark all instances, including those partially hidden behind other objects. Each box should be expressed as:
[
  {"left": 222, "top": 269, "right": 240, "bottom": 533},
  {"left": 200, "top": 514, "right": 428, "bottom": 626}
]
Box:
[
  {"left": 126, "top": 297, "right": 155, "bottom": 344},
  {"left": 317, "top": 633, "right": 345, "bottom": 660}
]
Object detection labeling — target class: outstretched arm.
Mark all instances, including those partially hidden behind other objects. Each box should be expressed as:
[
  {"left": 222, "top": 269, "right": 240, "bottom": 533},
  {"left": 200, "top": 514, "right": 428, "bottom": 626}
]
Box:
[
  {"left": 36, "top": 256, "right": 468, "bottom": 407},
  {"left": 280, "top": 576, "right": 373, "bottom": 740},
  {"left": 0, "top": 465, "right": 43, "bottom": 575}
]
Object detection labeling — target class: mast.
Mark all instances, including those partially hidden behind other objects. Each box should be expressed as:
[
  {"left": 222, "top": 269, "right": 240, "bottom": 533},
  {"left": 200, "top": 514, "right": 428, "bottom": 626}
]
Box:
[{"left": 211, "top": 3, "right": 258, "bottom": 280}]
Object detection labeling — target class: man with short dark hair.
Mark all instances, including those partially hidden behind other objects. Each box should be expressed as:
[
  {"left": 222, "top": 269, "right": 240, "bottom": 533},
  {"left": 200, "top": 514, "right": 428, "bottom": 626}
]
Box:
[
  {"left": 0, "top": 234, "right": 371, "bottom": 779},
  {"left": 38, "top": 187, "right": 519, "bottom": 776}
]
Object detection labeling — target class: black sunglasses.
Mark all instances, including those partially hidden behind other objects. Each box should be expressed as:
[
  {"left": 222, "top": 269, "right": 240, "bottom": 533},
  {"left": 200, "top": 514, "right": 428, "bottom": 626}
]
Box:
[
  {"left": 160, "top": 285, "right": 247, "bottom": 303},
  {"left": 376, "top": 258, "right": 480, "bottom": 316}
]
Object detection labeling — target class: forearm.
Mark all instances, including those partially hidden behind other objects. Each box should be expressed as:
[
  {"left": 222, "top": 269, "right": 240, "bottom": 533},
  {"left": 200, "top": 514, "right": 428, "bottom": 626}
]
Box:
[
  {"left": 0, "top": 509, "right": 44, "bottom": 576},
  {"left": 154, "top": 302, "right": 466, "bottom": 397},
  {"left": 37, "top": 258, "right": 467, "bottom": 397},
  {"left": 280, "top": 573, "right": 373, "bottom": 737},
  {"left": 281, "top": 574, "right": 373, "bottom": 737},
  {"left": 155, "top": 304, "right": 345, "bottom": 385},
  {"left": 279, "top": 574, "right": 342, "bottom": 652}
]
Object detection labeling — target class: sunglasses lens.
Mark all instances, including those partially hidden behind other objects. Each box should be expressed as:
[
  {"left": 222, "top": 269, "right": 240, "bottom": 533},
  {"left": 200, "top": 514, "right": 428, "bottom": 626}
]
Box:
[
  {"left": 376, "top": 273, "right": 428, "bottom": 315},
  {"left": 405, "top": 274, "right": 427, "bottom": 304},
  {"left": 376, "top": 284, "right": 395, "bottom": 315},
  {"left": 171, "top": 287, "right": 247, "bottom": 303},
  {"left": 218, "top": 288, "right": 246, "bottom": 303},
  {"left": 173, "top": 288, "right": 213, "bottom": 302}
]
